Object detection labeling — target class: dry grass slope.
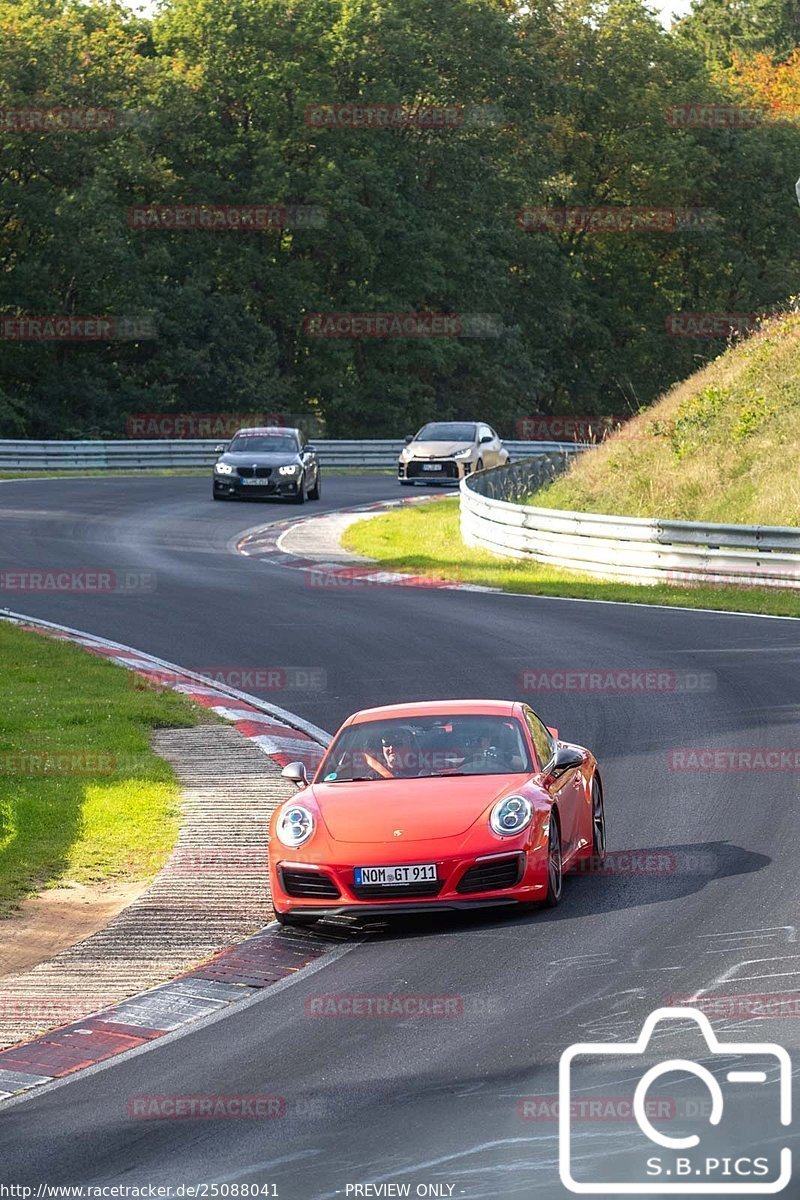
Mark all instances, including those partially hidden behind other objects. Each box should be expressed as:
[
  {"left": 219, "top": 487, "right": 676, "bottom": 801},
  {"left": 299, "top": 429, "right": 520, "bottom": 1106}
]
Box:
[{"left": 534, "top": 312, "right": 800, "bottom": 526}]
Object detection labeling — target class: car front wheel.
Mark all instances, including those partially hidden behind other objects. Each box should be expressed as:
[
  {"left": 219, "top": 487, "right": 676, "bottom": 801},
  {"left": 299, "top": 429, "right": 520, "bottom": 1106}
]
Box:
[
  {"left": 292, "top": 473, "right": 306, "bottom": 504},
  {"left": 308, "top": 472, "right": 321, "bottom": 500},
  {"left": 543, "top": 816, "right": 563, "bottom": 908}
]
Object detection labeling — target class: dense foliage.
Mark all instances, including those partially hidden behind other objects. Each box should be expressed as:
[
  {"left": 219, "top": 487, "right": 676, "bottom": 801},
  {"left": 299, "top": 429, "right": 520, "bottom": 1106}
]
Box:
[{"left": 1, "top": 0, "right": 799, "bottom": 437}]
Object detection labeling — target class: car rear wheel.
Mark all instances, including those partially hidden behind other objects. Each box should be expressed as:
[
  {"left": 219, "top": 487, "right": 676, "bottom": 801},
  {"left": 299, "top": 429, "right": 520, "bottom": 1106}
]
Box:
[
  {"left": 292, "top": 473, "right": 306, "bottom": 504},
  {"left": 543, "top": 816, "right": 563, "bottom": 908},
  {"left": 308, "top": 472, "right": 321, "bottom": 500},
  {"left": 591, "top": 776, "right": 606, "bottom": 866}
]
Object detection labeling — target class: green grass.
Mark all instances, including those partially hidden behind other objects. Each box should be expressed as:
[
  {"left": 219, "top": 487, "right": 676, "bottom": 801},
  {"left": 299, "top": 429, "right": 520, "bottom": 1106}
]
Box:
[
  {"left": 342, "top": 497, "right": 800, "bottom": 618},
  {"left": 534, "top": 311, "right": 800, "bottom": 525},
  {"left": 0, "top": 623, "right": 202, "bottom": 916}
]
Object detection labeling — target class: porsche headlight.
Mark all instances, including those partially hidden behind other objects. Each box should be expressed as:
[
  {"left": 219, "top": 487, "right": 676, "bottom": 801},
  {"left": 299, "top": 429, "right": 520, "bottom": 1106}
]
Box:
[
  {"left": 277, "top": 804, "right": 315, "bottom": 847},
  {"left": 278, "top": 464, "right": 300, "bottom": 475},
  {"left": 490, "top": 795, "right": 533, "bottom": 837},
  {"left": 454, "top": 446, "right": 474, "bottom": 458},
  {"left": 215, "top": 462, "right": 234, "bottom": 475}
]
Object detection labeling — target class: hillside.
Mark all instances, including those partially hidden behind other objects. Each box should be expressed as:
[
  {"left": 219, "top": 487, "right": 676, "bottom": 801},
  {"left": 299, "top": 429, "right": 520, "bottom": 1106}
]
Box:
[{"left": 534, "top": 312, "right": 800, "bottom": 527}]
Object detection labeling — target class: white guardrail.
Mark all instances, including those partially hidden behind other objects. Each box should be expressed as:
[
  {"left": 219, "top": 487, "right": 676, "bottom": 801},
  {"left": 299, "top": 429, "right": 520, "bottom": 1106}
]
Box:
[
  {"left": 0, "top": 438, "right": 583, "bottom": 471},
  {"left": 461, "top": 458, "right": 800, "bottom": 590}
]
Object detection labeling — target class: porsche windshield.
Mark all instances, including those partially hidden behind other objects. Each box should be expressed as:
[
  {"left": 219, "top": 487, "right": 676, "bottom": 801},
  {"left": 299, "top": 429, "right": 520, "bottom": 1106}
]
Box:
[
  {"left": 317, "top": 715, "right": 532, "bottom": 781},
  {"left": 228, "top": 434, "right": 299, "bottom": 454},
  {"left": 415, "top": 422, "right": 477, "bottom": 442}
]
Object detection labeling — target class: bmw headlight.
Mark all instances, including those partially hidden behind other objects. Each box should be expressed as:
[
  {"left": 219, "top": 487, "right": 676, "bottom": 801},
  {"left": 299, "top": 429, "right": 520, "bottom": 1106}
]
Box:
[
  {"left": 215, "top": 462, "right": 234, "bottom": 475},
  {"left": 276, "top": 803, "right": 315, "bottom": 847},
  {"left": 490, "top": 794, "right": 533, "bottom": 837},
  {"left": 278, "top": 464, "right": 300, "bottom": 475},
  {"left": 454, "top": 446, "right": 474, "bottom": 458}
]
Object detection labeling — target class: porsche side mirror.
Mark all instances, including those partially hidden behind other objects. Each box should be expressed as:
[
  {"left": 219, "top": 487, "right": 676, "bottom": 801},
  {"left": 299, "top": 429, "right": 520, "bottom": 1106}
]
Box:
[
  {"left": 541, "top": 745, "right": 584, "bottom": 787},
  {"left": 403, "top": 434, "right": 414, "bottom": 445},
  {"left": 281, "top": 761, "right": 309, "bottom": 788},
  {"left": 547, "top": 726, "right": 559, "bottom": 739}
]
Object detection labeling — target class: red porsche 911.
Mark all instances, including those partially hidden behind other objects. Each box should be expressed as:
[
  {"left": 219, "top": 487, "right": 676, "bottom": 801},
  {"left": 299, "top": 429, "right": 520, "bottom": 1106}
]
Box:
[{"left": 268, "top": 699, "right": 605, "bottom": 925}]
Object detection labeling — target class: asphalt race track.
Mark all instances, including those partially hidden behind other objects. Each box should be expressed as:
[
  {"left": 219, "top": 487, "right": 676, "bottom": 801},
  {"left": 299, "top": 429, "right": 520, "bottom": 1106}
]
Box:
[{"left": 1, "top": 475, "right": 798, "bottom": 1198}]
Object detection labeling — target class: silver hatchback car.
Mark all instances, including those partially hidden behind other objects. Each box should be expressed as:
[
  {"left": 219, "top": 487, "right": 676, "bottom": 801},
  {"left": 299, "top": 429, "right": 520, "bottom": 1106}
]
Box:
[{"left": 398, "top": 420, "right": 509, "bottom": 485}]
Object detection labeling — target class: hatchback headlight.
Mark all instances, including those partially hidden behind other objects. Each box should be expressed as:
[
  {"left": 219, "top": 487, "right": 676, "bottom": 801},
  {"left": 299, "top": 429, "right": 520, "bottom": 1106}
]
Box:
[
  {"left": 278, "top": 464, "right": 300, "bottom": 475},
  {"left": 215, "top": 462, "right": 234, "bottom": 475},
  {"left": 490, "top": 795, "right": 533, "bottom": 837},
  {"left": 454, "top": 447, "right": 474, "bottom": 458},
  {"left": 276, "top": 804, "right": 315, "bottom": 847}
]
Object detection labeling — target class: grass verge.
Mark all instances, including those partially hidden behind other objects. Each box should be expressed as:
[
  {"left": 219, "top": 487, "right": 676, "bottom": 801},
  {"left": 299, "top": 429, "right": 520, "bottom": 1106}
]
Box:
[
  {"left": 342, "top": 496, "right": 800, "bottom": 618},
  {"left": 534, "top": 312, "right": 800, "bottom": 525},
  {"left": 0, "top": 622, "right": 202, "bottom": 916}
]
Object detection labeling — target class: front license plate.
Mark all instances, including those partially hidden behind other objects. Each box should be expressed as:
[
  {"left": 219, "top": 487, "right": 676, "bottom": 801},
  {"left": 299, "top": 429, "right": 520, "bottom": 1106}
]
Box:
[
  {"left": 240, "top": 478, "right": 272, "bottom": 486},
  {"left": 355, "top": 863, "right": 437, "bottom": 886},
  {"left": 421, "top": 463, "right": 443, "bottom": 472}
]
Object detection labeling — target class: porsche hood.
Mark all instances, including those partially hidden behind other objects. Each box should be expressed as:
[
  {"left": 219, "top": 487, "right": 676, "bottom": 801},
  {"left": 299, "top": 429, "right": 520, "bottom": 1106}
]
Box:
[{"left": 307, "top": 775, "right": 527, "bottom": 843}]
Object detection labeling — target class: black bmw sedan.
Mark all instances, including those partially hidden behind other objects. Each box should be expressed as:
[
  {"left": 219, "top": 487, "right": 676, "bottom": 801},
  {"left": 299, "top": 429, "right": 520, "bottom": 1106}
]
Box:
[{"left": 212, "top": 426, "right": 321, "bottom": 503}]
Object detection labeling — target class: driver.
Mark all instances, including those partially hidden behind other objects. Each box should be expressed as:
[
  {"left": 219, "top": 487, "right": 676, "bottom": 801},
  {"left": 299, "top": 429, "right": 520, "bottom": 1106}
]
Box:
[{"left": 370, "top": 726, "right": 424, "bottom": 778}]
